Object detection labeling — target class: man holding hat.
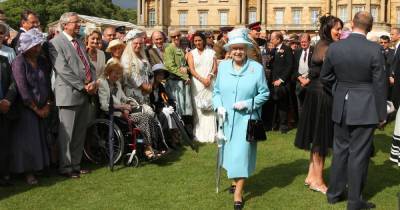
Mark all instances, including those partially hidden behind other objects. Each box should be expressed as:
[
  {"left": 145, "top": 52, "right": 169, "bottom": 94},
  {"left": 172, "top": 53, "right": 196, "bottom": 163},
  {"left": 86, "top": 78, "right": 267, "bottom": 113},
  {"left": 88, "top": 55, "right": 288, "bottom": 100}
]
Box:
[
  {"left": 247, "top": 21, "right": 262, "bottom": 64},
  {"left": 213, "top": 26, "right": 233, "bottom": 60}
]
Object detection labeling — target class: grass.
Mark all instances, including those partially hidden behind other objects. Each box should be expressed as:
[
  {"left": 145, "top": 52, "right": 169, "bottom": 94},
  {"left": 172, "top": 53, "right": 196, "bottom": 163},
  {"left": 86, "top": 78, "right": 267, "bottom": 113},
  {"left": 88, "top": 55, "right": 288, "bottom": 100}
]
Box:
[{"left": 0, "top": 123, "right": 399, "bottom": 210}]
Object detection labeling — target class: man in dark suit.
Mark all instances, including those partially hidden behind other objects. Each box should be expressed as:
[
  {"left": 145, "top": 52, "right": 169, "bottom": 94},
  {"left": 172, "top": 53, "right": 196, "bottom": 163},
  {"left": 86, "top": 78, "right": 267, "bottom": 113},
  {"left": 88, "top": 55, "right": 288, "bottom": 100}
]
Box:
[
  {"left": 49, "top": 12, "right": 97, "bottom": 179},
  {"left": 269, "top": 31, "right": 294, "bottom": 133},
  {"left": 321, "top": 11, "right": 386, "bottom": 210},
  {"left": 101, "top": 26, "right": 115, "bottom": 61},
  {"left": 390, "top": 28, "right": 400, "bottom": 108},
  {"left": 10, "top": 10, "right": 40, "bottom": 54},
  {"left": 0, "top": 55, "right": 17, "bottom": 186},
  {"left": 292, "top": 33, "right": 313, "bottom": 116},
  {"left": 380, "top": 35, "right": 395, "bottom": 103}
]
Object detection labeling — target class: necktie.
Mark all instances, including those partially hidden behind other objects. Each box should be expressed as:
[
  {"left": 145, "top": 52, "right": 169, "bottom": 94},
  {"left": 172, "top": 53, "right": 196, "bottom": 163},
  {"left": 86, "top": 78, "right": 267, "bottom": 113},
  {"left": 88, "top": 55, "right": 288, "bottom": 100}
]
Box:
[
  {"left": 72, "top": 40, "right": 92, "bottom": 83},
  {"left": 303, "top": 49, "right": 307, "bottom": 62}
]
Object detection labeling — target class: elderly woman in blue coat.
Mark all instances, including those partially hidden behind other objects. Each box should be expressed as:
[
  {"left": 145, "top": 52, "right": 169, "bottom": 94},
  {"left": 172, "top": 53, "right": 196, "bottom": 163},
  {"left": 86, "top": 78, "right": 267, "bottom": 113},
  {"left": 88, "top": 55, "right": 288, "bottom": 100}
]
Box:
[{"left": 213, "top": 28, "right": 269, "bottom": 210}]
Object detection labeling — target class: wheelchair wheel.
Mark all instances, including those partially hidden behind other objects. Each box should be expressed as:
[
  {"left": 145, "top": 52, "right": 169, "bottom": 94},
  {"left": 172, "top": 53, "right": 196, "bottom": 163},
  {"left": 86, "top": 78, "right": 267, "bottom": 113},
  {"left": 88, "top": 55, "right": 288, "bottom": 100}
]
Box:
[
  {"left": 84, "top": 119, "right": 125, "bottom": 165},
  {"left": 123, "top": 153, "right": 139, "bottom": 168}
]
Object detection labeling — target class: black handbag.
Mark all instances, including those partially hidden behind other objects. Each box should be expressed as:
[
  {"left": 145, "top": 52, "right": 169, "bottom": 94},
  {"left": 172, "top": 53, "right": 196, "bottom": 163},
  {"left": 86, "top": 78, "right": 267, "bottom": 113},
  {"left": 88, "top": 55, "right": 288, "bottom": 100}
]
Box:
[{"left": 246, "top": 98, "right": 267, "bottom": 143}]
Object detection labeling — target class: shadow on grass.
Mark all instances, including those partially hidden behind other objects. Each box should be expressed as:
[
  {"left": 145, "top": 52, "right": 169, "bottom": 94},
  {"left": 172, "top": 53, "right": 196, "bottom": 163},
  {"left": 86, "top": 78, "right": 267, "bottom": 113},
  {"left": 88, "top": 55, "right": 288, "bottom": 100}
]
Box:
[
  {"left": 373, "top": 134, "right": 392, "bottom": 155},
  {"left": 153, "top": 143, "right": 205, "bottom": 167},
  {"left": 245, "top": 159, "right": 308, "bottom": 201}
]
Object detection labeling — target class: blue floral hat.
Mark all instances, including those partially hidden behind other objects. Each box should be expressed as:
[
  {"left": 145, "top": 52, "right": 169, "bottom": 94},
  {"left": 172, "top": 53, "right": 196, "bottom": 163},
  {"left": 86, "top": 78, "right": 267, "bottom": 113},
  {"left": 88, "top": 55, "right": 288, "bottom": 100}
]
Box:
[
  {"left": 223, "top": 28, "right": 253, "bottom": 50},
  {"left": 18, "top": 28, "right": 46, "bottom": 53}
]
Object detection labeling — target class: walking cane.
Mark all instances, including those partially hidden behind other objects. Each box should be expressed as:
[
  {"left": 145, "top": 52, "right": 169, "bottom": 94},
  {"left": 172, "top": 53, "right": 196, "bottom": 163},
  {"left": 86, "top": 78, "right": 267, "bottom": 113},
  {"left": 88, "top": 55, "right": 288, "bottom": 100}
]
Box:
[
  {"left": 215, "top": 112, "right": 226, "bottom": 193},
  {"left": 108, "top": 92, "right": 114, "bottom": 172}
]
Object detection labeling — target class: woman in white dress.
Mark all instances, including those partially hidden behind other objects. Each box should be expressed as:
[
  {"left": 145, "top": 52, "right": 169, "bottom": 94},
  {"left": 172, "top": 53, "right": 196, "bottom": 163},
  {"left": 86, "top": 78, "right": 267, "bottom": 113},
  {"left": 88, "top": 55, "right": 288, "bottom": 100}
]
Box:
[{"left": 187, "top": 32, "right": 217, "bottom": 142}]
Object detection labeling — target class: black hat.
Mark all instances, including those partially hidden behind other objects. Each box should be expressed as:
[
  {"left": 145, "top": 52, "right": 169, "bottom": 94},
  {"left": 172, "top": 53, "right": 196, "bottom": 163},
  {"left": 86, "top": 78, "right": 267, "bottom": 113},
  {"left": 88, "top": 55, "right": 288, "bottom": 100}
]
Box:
[
  {"left": 220, "top": 26, "right": 234, "bottom": 33},
  {"left": 247, "top": 21, "right": 261, "bottom": 31},
  {"left": 116, "top": 26, "right": 126, "bottom": 33}
]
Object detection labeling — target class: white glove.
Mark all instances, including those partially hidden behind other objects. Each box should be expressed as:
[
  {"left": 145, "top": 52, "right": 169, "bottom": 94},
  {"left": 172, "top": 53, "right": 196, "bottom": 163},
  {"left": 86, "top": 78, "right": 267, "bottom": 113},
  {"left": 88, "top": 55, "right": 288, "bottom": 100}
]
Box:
[
  {"left": 162, "top": 106, "right": 174, "bottom": 115},
  {"left": 217, "top": 107, "right": 226, "bottom": 121},
  {"left": 233, "top": 101, "right": 247, "bottom": 111}
]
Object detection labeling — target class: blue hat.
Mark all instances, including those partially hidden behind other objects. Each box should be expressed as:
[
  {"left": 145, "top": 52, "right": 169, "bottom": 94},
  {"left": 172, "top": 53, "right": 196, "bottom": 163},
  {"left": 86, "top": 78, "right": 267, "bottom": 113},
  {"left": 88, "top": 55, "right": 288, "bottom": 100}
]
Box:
[{"left": 223, "top": 28, "right": 253, "bottom": 50}]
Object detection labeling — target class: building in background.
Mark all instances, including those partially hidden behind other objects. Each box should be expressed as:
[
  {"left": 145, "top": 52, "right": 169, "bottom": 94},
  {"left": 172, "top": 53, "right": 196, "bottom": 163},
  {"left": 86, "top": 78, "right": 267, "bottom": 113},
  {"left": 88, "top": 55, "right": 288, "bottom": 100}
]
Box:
[{"left": 137, "top": 0, "right": 397, "bottom": 35}]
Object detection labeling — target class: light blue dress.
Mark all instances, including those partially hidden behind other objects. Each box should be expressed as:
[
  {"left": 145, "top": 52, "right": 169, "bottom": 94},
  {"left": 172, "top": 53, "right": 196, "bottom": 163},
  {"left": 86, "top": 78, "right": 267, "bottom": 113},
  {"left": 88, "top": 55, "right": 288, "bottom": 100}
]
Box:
[{"left": 213, "top": 59, "right": 269, "bottom": 179}]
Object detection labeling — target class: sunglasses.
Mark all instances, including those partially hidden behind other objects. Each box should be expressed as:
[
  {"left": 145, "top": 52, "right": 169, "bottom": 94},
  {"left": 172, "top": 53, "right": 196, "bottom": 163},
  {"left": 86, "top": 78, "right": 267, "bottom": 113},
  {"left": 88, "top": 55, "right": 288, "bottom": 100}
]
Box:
[{"left": 171, "top": 35, "right": 181, "bottom": 39}]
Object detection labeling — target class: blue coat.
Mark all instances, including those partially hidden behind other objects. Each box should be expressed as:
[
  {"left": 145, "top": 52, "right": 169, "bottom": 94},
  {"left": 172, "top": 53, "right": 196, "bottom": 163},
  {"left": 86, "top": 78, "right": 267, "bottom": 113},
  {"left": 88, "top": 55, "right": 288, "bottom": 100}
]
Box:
[{"left": 213, "top": 59, "right": 269, "bottom": 178}]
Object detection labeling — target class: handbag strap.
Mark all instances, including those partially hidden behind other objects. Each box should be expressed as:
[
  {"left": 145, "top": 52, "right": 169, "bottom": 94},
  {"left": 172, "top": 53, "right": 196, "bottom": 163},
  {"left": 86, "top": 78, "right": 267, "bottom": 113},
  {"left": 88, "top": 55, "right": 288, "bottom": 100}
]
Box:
[{"left": 249, "top": 98, "right": 261, "bottom": 120}]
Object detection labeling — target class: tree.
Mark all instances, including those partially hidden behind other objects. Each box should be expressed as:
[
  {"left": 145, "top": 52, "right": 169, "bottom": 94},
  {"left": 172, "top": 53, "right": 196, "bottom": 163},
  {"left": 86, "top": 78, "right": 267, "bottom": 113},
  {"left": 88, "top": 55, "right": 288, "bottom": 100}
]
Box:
[{"left": 0, "top": 0, "right": 137, "bottom": 30}]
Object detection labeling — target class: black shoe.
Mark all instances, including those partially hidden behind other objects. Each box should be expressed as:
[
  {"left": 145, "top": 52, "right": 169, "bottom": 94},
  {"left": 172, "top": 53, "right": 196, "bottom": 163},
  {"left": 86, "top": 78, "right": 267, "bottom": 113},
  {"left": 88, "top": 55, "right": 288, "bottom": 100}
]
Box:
[
  {"left": 233, "top": 201, "right": 243, "bottom": 210},
  {"left": 359, "top": 201, "right": 376, "bottom": 210},
  {"left": 229, "top": 185, "right": 236, "bottom": 194},
  {"left": 280, "top": 126, "right": 289, "bottom": 134},
  {"left": 0, "top": 178, "right": 13, "bottom": 187},
  {"left": 327, "top": 194, "right": 346, "bottom": 204}
]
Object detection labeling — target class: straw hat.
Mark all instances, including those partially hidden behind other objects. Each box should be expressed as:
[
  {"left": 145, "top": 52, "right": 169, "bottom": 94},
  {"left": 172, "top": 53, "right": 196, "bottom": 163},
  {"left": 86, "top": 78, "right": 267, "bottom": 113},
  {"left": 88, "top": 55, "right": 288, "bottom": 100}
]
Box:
[{"left": 105, "top": 39, "right": 126, "bottom": 52}]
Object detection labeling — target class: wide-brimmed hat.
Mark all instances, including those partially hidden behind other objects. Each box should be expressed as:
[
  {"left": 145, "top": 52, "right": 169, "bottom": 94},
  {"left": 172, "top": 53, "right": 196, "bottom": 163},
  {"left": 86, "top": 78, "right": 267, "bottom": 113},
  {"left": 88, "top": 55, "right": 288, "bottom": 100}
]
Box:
[
  {"left": 106, "top": 39, "right": 126, "bottom": 52},
  {"left": 223, "top": 28, "right": 253, "bottom": 50},
  {"left": 18, "top": 28, "right": 46, "bottom": 54},
  {"left": 124, "top": 29, "right": 146, "bottom": 42},
  {"left": 152, "top": 63, "right": 168, "bottom": 73}
]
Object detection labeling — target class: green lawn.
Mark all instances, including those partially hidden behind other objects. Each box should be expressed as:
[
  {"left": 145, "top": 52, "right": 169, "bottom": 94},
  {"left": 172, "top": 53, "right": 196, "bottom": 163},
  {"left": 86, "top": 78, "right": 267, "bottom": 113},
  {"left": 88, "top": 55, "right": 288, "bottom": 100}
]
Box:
[{"left": 0, "top": 123, "right": 399, "bottom": 210}]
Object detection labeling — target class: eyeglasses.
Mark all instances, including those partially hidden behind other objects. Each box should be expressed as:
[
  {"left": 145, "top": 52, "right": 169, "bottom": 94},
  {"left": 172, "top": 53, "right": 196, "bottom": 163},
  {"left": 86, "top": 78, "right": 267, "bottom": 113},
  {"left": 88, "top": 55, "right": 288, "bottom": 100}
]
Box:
[
  {"left": 171, "top": 35, "right": 181, "bottom": 39},
  {"left": 252, "top": 28, "right": 261, "bottom": 32}
]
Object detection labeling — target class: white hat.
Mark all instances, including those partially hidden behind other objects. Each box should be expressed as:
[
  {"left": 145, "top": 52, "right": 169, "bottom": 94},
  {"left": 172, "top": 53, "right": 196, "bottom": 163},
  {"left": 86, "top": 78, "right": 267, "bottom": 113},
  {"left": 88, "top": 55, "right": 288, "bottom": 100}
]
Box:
[
  {"left": 223, "top": 28, "right": 253, "bottom": 50},
  {"left": 124, "top": 29, "right": 146, "bottom": 42},
  {"left": 18, "top": 28, "right": 46, "bottom": 53}
]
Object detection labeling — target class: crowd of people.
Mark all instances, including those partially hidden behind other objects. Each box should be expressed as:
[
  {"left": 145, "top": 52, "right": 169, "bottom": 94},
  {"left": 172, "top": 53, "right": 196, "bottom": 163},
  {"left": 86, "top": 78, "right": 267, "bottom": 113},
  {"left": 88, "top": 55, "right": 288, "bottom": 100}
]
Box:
[{"left": 0, "top": 8, "right": 398, "bottom": 210}]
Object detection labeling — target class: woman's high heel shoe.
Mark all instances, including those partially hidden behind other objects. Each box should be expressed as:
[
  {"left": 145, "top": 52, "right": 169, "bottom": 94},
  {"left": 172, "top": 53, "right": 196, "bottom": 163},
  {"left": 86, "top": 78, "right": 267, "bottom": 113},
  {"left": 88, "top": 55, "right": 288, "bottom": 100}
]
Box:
[
  {"left": 229, "top": 185, "right": 236, "bottom": 194},
  {"left": 233, "top": 201, "right": 243, "bottom": 210}
]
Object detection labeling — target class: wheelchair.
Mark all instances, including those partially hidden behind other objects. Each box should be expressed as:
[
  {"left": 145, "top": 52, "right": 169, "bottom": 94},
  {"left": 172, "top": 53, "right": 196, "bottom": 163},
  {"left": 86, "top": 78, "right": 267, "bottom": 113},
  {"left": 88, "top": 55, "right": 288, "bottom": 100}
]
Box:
[{"left": 84, "top": 113, "right": 143, "bottom": 168}]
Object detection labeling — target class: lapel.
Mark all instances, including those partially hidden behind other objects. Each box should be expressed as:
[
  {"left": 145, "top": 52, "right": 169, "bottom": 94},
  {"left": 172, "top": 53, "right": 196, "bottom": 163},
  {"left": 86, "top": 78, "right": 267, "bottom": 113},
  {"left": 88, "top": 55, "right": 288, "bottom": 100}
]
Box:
[{"left": 59, "top": 33, "right": 85, "bottom": 78}]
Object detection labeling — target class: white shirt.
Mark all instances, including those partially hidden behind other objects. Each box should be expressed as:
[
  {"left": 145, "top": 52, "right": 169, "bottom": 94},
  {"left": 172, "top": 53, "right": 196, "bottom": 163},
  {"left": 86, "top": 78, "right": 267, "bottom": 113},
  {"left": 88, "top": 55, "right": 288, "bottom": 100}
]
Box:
[
  {"left": 298, "top": 47, "right": 310, "bottom": 76},
  {"left": 62, "top": 31, "right": 74, "bottom": 43}
]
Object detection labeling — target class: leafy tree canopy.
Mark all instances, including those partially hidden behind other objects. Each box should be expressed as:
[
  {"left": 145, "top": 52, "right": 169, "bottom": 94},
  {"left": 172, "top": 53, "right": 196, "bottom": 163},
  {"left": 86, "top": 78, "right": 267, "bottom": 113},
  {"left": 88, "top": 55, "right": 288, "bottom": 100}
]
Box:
[{"left": 0, "top": 0, "right": 136, "bottom": 30}]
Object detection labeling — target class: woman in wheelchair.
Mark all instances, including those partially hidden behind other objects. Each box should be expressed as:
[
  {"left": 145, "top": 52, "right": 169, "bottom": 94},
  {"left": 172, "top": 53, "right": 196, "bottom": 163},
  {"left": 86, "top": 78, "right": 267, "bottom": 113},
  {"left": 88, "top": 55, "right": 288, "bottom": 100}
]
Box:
[
  {"left": 98, "top": 62, "right": 160, "bottom": 159},
  {"left": 150, "top": 63, "right": 181, "bottom": 148}
]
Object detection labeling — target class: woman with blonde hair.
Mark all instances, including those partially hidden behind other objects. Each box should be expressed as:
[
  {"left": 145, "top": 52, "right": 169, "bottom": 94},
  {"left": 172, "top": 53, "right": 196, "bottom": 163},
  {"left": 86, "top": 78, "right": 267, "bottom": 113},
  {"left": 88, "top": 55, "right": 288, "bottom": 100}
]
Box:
[
  {"left": 121, "top": 29, "right": 152, "bottom": 105},
  {"left": 84, "top": 27, "right": 106, "bottom": 79}
]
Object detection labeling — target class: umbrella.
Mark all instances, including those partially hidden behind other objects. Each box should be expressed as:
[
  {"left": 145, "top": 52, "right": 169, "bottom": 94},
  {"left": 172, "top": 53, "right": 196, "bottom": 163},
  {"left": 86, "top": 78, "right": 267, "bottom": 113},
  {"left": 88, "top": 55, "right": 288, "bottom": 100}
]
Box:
[
  {"left": 215, "top": 112, "right": 226, "bottom": 193},
  {"left": 108, "top": 91, "right": 114, "bottom": 171},
  {"left": 161, "top": 93, "right": 197, "bottom": 152}
]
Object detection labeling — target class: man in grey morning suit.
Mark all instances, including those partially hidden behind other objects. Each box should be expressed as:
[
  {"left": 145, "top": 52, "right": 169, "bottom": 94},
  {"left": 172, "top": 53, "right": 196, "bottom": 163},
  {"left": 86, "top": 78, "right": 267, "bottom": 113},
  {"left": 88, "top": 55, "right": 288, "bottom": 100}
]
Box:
[
  {"left": 321, "top": 12, "right": 387, "bottom": 210},
  {"left": 49, "top": 12, "right": 97, "bottom": 178}
]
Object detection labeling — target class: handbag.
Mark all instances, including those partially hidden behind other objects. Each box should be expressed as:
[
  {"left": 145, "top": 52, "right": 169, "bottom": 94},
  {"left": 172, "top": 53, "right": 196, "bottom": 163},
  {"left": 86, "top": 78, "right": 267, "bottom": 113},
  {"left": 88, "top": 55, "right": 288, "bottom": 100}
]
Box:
[
  {"left": 246, "top": 98, "right": 267, "bottom": 143},
  {"left": 195, "top": 88, "right": 213, "bottom": 111}
]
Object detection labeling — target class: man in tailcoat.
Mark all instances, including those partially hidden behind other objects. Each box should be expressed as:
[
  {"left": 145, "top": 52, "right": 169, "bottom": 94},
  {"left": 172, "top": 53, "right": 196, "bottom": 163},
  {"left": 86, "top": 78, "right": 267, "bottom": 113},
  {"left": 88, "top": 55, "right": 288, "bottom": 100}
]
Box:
[
  {"left": 321, "top": 12, "right": 386, "bottom": 210},
  {"left": 379, "top": 35, "right": 395, "bottom": 103},
  {"left": 269, "top": 31, "right": 293, "bottom": 133}
]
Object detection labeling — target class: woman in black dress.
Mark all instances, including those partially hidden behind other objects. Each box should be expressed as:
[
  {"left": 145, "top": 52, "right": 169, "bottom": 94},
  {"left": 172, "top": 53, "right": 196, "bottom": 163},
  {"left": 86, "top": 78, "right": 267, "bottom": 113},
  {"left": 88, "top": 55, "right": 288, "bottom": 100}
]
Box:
[{"left": 294, "top": 15, "right": 343, "bottom": 194}]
